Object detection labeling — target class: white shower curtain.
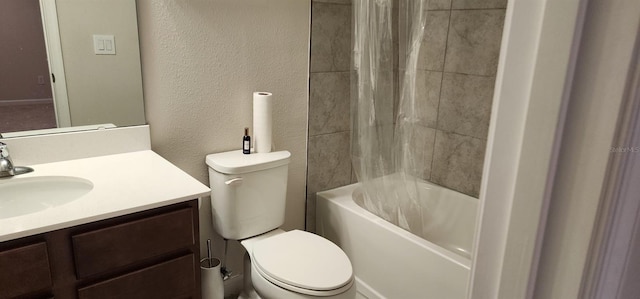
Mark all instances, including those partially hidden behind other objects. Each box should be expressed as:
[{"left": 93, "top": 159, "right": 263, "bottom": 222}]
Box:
[{"left": 351, "top": 0, "right": 428, "bottom": 234}]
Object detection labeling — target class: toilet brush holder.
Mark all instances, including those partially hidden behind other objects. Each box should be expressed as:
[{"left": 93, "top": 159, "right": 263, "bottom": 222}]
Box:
[{"left": 200, "top": 257, "right": 224, "bottom": 299}]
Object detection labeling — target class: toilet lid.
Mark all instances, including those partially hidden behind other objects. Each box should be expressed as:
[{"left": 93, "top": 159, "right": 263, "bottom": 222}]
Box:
[{"left": 252, "top": 230, "right": 353, "bottom": 292}]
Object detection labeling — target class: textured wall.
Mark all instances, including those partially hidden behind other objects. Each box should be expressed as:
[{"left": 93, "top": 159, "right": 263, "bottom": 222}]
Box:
[{"left": 137, "top": 0, "right": 310, "bottom": 287}]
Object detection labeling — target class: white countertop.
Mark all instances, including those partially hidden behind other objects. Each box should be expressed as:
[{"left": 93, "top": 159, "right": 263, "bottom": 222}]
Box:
[{"left": 0, "top": 150, "right": 210, "bottom": 242}]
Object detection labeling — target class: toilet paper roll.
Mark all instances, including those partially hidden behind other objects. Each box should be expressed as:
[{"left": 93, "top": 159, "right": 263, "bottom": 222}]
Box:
[{"left": 253, "top": 92, "right": 273, "bottom": 153}]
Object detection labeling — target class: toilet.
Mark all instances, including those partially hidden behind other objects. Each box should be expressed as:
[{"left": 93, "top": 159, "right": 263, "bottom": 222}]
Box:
[{"left": 206, "top": 150, "right": 355, "bottom": 299}]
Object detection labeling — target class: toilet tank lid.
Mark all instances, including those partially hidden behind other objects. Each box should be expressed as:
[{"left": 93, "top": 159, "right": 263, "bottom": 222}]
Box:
[{"left": 206, "top": 150, "right": 291, "bottom": 174}]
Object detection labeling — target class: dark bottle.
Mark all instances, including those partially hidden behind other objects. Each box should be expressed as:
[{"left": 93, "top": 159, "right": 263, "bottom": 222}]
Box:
[{"left": 243, "top": 127, "right": 251, "bottom": 154}]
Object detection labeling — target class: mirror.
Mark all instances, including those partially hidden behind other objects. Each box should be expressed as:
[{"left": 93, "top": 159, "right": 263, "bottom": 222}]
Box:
[{"left": 0, "top": 0, "right": 145, "bottom": 136}]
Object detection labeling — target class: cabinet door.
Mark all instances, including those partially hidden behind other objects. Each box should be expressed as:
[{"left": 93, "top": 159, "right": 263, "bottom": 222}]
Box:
[
  {"left": 77, "top": 254, "right": 196, "bottom": 299},
  {"left": 0, "top": 242, "right": 52, "bottom": 299},
  {"left": 72, "top": 208, "right": 195, "bottom": 278}
]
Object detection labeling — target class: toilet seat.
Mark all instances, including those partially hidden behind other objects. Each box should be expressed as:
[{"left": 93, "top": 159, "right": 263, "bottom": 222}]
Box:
[{"left": 251, "top": 230, "right": 354, "bottom": 296}]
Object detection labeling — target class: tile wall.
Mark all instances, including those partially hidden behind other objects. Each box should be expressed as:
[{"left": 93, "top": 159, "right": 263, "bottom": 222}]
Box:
[
  {"left": 307, "top": 0, "right": 353, "bottom": 231},
  {"left": 412, "top": 0, "right": 506, "bottom": 197},
  {"left": 306, "top": 0, "right": 506, "bottom": 230}
]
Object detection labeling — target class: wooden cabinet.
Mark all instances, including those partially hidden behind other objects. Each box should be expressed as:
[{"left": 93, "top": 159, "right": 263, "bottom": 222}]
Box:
[
  {"left": 0, "top": 200, "right": 200, "bottom": 299},
  {"left": 0, "top": 242, "right": 52, "bottom": 298},
  {"left": 72, "top": 208, "right": 196, "bottom": 279},
  {"left": 77, "top": 254, "right": 196, "bottom": 299}
]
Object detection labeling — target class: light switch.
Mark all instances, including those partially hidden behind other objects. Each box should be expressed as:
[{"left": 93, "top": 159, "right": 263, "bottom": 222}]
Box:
[{"left": 93, "top": 35, "right": 116, "bottom": 55}]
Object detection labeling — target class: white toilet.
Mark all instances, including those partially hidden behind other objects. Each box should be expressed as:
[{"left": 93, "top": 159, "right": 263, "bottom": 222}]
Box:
[{"left": 206, "top": 150, "right": 355, "bottom": 299}]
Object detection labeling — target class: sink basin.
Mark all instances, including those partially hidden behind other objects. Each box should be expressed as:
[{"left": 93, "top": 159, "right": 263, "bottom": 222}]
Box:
[{"left": 0, "top": 176, "right": 93, "bottom": 219}]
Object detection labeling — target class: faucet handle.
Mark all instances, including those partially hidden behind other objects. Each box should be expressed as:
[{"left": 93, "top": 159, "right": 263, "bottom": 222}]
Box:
[
  {"left": 0, "top": 142, "right": 14, "bottom": 177},
  {"left": 0, "top": 142, "right": 9, "bottom": 158}
]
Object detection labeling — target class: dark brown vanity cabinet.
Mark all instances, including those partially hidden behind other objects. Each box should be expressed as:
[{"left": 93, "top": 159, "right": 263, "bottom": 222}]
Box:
[
  {"left": 0, "top": 200, "right": 201, "bottom": 299},
  {"left": 0, "top": 242, "right": 52, "bottom": 298}
]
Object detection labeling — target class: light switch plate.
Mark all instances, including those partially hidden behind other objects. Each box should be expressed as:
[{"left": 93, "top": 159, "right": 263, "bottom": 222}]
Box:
[{"left": 93, "top": 35, "right": 116, "bottom": 55}]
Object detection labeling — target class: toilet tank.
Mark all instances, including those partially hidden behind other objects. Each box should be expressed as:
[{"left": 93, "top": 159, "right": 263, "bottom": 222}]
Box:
[{"left": 206, "top": 150, "right": 291, "bottom": 240}]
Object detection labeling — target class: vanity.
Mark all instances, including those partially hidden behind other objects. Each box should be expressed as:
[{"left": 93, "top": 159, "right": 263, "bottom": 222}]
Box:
[
  {"left": 0, "top": 200, "right": 200, "bottom": 299},
  {"left": 0, "top": 126, "right": 211, "bottom": 299}
]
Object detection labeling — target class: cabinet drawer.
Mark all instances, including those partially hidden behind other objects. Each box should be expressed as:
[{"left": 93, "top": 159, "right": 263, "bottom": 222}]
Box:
[
  {"left": 0, "top": 242, "right": 52, "bottom": 299},
  {"left": 77, "top": 254, "right": 196, "bottom": 299},
  {"left": 72, "top": 208, "right": 195, "bottom": 278}
]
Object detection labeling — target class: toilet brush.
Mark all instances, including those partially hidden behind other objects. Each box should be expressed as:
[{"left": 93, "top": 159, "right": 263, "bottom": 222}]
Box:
[
  {"left": 207, "top": 239, "right": 212, "bottom": 267},
  {"left": 201, "top": 239, "right": 223, "bottom": 299}
]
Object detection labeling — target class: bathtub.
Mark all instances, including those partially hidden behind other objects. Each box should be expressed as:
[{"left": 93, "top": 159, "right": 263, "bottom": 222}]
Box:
[{"left": 316, "top": 182, "right": 477, "bottom": 299}]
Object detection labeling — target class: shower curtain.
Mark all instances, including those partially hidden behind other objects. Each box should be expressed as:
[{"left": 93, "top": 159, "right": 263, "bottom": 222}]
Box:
[{"left": 351, "top": 0, "right": 428, "bottom": 234}]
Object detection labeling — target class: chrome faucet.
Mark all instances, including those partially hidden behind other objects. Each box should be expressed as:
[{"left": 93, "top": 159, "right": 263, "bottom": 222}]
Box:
[
  {"left": 0, "top": 142, "right": 14, "bottom": 177},
  {"left": 0, "top": 142, "right": 33, "bottom": 177}
]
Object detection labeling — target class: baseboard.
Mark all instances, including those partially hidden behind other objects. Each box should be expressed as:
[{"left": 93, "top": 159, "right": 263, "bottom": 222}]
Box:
[{"left": 0, "top": 98, "right": 53, "bottom": 106}]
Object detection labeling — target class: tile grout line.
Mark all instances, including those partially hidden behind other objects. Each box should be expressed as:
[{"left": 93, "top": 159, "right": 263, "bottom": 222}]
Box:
[
  {"left": 450, "top": 7, "right": 507, "bottom": 11},
  {"left": 404, "top": 68, "right": 497, "bottom": 77},
  {"left": 309, "top": 129, "right": 352, "bottom": 138},
  {"left": 428, "top": 6, "right": 453, "bottom": 180}
]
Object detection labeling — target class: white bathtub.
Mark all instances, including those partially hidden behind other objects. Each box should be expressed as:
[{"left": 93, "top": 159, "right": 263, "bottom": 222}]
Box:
[{"left": 316, "top": 182, "right": 477, "bottom": 299}]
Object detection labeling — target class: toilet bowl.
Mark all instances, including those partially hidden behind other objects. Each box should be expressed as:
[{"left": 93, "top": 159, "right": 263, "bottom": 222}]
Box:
[
  {"left": 205, "top": 150, "right": 355, "bottom": 299},
  {"left": 240, "top": 229, "right": 355, "bottom": 299}
]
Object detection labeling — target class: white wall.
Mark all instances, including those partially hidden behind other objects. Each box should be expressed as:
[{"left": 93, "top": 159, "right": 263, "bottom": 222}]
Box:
[
  {"left": 56, "top": 0, "right": 145, "bottom": 127},
  {"left": 533, "top": 0, "right": 640, "bottom": 297},
  {"left": 471, "top": 0, "right": 640, "bottom": 297},
  {"left": 136, "top": 0, "right": 310, "bottom": 288}
]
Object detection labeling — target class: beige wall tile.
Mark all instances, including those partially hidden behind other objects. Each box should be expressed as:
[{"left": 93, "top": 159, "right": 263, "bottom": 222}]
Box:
[
  {"left": 427, "top": 0, "right": 452, "bottom": 10},
  {"left": 307, "top": 131, "right": 352, "bottom": 195},
  {"left": 351, "top": 123, "right": 395, "bottom": 178},
  {"left": 309, "top": 72, "right": 351, "bottom": 136},
  {"left": 310, "top": 3, "right": 352, "bottom": 72},
  {"left": 308, "top": 1, "right": 506, "bottom": 215},
  {"left": 438, "top": 72, "right": 495, "bottom": 139},
  {"left": 444, "top": 9, "right": 505, "bottom": 76},
  {"left": 417, "top": 10, "right": 450, "bottom": 71},
  {"left": 306, "top": 192, "right": 317, "bottom": 232},
  {"left": 408, "top": 125, "right": 436, "bottom": 180},
  {"left": 413, "top": 70, "right": 442, "bottom": 128},
  {"left": 431, "top": 130, "right": 486, "bottom": 197}
]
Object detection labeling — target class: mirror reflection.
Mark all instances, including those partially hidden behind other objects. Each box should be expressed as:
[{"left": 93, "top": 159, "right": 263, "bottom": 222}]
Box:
[{"left": 0, "top": 0, "right": 145, "bottom": 136}]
